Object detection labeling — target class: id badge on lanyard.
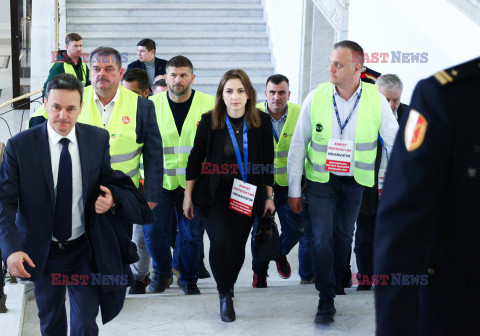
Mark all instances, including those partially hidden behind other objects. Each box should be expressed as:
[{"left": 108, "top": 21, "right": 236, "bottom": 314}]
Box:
[
  {"left": 325, "top": 138, "right": 354, "bottom": 172},
  {"left": 226, "top": 117, "right": 257, "bottom": 216},
  {"left": 378, "top": 168, "right": 386, "bottom": 199}
]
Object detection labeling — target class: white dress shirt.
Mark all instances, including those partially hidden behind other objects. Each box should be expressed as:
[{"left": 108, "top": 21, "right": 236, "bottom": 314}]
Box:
[
  {"left": 287, "top": 80, "right": 399, "bottom": 197},
  {"left": 47, "top": 123, "right": 84, "bottom": 241},
  {"left": 95, "top": 87, "right": 120, "bottom": 126}
]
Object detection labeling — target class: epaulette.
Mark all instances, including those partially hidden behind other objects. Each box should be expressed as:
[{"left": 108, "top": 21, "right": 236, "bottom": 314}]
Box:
[{"left": 433, "top": 56, "right": 480, "bottom": 85}]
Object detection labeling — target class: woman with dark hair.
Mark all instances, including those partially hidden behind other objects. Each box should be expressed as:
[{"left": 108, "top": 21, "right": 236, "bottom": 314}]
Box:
[{"left": 183, "top": 69, "right": 275, "bottom": 322}]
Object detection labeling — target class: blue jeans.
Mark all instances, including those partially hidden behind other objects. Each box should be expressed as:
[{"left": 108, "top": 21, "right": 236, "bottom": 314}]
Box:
[
  {"left": 143, "top": 187, "right": 204, "bottom": 285},
  {"left": 298, "top": 198, "right": 314, "bottom": 281},
  {"left": 34, "top": 239, "right": 99, "bottom": 336},
  {"left": 251, "top": 186, "right": 304, "bottom": 275},
  {"left": 306, "top": 176, "right": 363, "bottom": 298}
]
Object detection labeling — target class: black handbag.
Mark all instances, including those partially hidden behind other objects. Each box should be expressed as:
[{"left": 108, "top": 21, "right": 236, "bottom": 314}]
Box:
[{"left": 254, "top": 211, "right": 281, "bottom": 262}]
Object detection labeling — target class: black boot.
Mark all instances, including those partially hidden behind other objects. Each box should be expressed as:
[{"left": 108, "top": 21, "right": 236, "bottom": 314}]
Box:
[
  {"left": 314, "top": 298, "right": 336, "bottom": 324},
  {"left": 219, "top": 293, "right": 236, "bottom": 322}
]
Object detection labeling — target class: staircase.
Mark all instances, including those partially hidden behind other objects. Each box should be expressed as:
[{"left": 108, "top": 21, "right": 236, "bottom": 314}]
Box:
[{"left": 66, "top": 0, "right": 275, "bottom": 97}]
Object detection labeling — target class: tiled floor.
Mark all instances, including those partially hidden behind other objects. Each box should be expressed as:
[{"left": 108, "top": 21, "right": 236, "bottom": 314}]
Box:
[{"left": 21, "top": 234, "right": 375, "bottom": 336}]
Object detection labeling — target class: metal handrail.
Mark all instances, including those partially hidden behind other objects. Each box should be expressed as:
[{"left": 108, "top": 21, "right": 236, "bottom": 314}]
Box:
[{"left": 0, "top": 88, "right": 43, "bottom": 110}]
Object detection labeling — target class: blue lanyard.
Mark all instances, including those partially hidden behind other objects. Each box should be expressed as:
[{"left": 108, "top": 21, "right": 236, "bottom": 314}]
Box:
[
  {"left": 378, "top": 135, "right": 389, "bottom": 161},
  {"left": 265, "top": 101, "right": 288, "bottom": 144},
  {"left": 226, "top": 116, "right": 249, "bottom": 183},
  {"left": 333, "top": 88, "right": 362, "bottom": 135}
]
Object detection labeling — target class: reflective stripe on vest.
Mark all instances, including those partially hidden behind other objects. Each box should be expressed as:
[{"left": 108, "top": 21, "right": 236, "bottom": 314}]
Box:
[
  {"left": 51, "top": 62, "right": 88, "bottom": 84},
  {"left": 256, "top": 101, "right": 301, "bottom": 186},
  {"left": 150, "top": 91, "right": 215, "bottom": 190},
  {"left": 305, "top": 82, "right": 382, "bottom": 187},
  {"left": 79, "top": 85, "right": 143, "bottom": 187}
]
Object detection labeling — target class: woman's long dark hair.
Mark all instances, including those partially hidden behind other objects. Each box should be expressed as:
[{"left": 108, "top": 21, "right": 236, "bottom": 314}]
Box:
[{"left": 211, "top": 69, "right": 260, "bottom": 130}]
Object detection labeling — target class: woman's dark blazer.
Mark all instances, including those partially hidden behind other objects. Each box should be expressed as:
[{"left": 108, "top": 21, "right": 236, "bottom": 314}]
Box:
[{"left": 186, "top": 110, "right": 274, "bottom": 215}]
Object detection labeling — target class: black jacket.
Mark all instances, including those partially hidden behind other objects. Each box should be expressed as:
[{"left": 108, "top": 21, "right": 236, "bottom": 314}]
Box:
[
  {"left": 88, "top": 170, "right": 154, "bottom": 324},
  {"left": 186, "top": 111, "right": 274, "bottom": 216},
  {"left": 359, "top": 103, "right": 409, "bottom": 215},
  {"left": 127, "top": 57, "right": 167, "bottom": 79}
]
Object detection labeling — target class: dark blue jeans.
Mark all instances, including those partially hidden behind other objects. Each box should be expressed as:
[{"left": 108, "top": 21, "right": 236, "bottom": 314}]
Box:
[
  {"left": 251, "top": 186, "right": 304, "bottom": 275},
  {"left": 143, "top": 187, "right": 204, "bottom": 284},
  {"left": 298, "top": 198, "right": 314, "bottom": 281},
  {"left": 33, "top": 239, "right": 99, "bottom": 336},
  {"left": 306, "top": 176, "right": 364, "bottom": 298},
  {"left": 354, "top": 212, "right": 376, "bottom": 279}
]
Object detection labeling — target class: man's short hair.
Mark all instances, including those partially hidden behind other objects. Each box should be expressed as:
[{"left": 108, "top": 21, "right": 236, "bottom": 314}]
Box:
[
  {"left": 376, "top": 74, "right": 404, "bottom": 91},
  {"left": 266, "top": 74, "right": 289, "bottom": 87},
  {"left": 152, "top": 78, "right": 167, "bottom": 91},
  {"left": 334, "top": 40, "right": 364, "bottom": 66},
  {"left": 65, "top": 33, "right": 82, "bottom": 45},
  {"left": 123, "top": 69, "right": 150, "bottom": 92},
  {"left": 45, "top": 73, "right": 84, "bottom": 104},
  {"left": 90, "top": 46, "right": 122, "bottom": 69},
  {"left": 166, "top": 55, "right": 194, "bottom": 74},
  {"left": 137, "top": 38, "right": 156, "bottom": 52}
]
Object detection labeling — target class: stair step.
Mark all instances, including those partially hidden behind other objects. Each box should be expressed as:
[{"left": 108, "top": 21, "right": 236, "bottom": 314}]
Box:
[
  {"left": 67, "top": 9, "right": 263, "bottom": 17},
  {"left": 68, "top": 23, "right": 266, "bottom": 32},
  {"left": 114, "top": 53, "right": 271, "bottom": 63},
  {"left": 66, "top": 3, "right": 263, "bottom": 10},
  {"left": 79, "top": 31, "right": 268, "bottom": 39},
  {"left": 67, "top": 16, "right": 264, "bottom": 24},
  {"left": 84, "top": 38, "right": 269, "bottom": 47},
  {"left": 81, "top": 46, "right": 270, "bottom": 54},
  {"left": 68, "top": 0, "right": 260, "bottom": 3}
]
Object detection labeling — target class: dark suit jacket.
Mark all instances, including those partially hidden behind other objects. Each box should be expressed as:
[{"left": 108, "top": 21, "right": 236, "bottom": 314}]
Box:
[
  {"left": 374, "top": 58, "right": 480, "bottom": 335},
  {"left": 0, "top": 122, "right": 116, "bottom": 280},
  {"left": 186, "top": 111, "right": 274, "bottom": 216},
  {"left": 127, "top": 57, "right": 167, "bottom": 79}
]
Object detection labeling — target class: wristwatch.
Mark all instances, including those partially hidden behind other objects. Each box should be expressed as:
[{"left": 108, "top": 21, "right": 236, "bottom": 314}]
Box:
[{"left": 266, "top": 195, "right": 274, "bottom": 200}]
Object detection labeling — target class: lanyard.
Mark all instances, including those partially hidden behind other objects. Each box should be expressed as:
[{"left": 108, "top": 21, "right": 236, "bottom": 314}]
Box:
[
  {"left": 333, "top": 88, "right": 362, "bottom": 135},
  {"left": 378, "top": 135, "right": 389, "bottom": 161},
  {"left": 226, "top": 116, "right": 249, "bottom": 183},
  {"left": 265, "top": 101, "right": 288, "bottom": 144}
]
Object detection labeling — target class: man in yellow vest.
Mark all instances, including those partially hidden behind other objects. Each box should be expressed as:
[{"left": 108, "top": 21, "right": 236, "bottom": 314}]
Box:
[
  {"left": 287, "top": 40, "right": 398, "bottom": 324},
  {"left": 29, "top": 47, "right": 164, "bottom": 295},
  {"left": 147, "top": 56, "right": 214, "bottom": 295},
  {"left": 251, "top": 74, "right": 313, "bottom": 288},
  {"left": 42, "top": 33, "right": 90, "bottom": 95}
]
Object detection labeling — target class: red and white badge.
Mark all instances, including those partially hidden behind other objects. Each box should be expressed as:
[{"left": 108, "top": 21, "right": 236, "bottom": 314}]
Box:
[
  {"left": 378, "top": 168, "right": 386, "bottom": 199},
  {"left": 404, "top": 110, "right": 427, "bottom": 152},
  {"left": 122, "top": 116, "right": 130, "bottom": 124},
  {"left": 229, "top": 178, "right": 257, "bottom": 217},
  {"left": 325, "top": 138, "right": 354, "bottom": 173}
]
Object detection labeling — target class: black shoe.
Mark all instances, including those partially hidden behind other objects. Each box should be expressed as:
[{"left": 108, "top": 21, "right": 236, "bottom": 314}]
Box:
[
  {"left": 182, "top": 283, "right": 201, "bottom": 295},
  {"left": 197, "top": 261, "right": 211, "bottom": 279},
  {"left": 275, "top": 254, "right": 291, "bottom": 279},
  {"left": 314, "top": 298, "right": 336, "bottom": 324},
  {"left": 357, "top": 284, "right": 372, "bottom": 291},
  {"left": 128, "top": 276, "right": 151, "bottom": 294},
  {"left": 335, "top": 283, "right": 346, "bottom": 295},
  {"left": 0, "top": 294, "right": 7, "bottom": 313},
  {"left": 149, "top": 271, "right": 167, "bottom": 293},
  {"left": 252, "top": 273, "right": 268, "bottom": 288},
  {"left": 219, "top": 293, "right": 236, "bottom": 322}
]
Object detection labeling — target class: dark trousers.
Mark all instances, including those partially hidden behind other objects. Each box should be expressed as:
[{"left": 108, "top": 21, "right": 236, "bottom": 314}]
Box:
[
  {"left": 354, "top": 212, "right": 376, "bottom": 279},
  {"left": 306, "top": 176, "right": 364, "bottom": 298},
  {"left": 33, "top": 237, "right": 99, "bottom": 336},
  {"left": 205, "top": 180, "right": 255, "bottom": 295}
]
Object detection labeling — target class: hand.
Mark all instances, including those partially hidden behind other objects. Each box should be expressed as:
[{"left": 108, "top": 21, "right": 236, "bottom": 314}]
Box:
[
  {"left": 6, "top": 251, "right": 35, "bottom": 279},
  {"left": 148, "top": 202, "right": 158, "bottom": 210},
  {"left": 288, "top": 197, "right": 303, "bottom": 214},
  {"left": 263, "top": 199, "right": 275, "bottom": 217},
  {"left": 183, "top": 197, "right": 194, "bottom": 220},
  {"left": 95, "top": 185, "right": 114, "bottom": 214}
]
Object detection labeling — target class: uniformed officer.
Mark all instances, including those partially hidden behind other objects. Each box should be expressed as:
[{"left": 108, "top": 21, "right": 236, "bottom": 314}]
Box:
[
  {"left": 251, "top": 74, "right": 313, "bottom": 287},
  {"left": 147, "top": 56, "right": 215, "bottom": 295},
  {"left": 287, "top": 40, "right": 398, "bottom": 324},
  {"left": 374, "top": 57, "right": 480, "bottom": 336}
]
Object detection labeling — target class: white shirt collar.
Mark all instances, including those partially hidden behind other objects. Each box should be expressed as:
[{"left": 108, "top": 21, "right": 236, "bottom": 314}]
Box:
[
  {"left": 334, "top": 79, "right": 362, "bottom": 102},
  {"left": 94, "top": 86, "right": 120, "bottom": 109},
  {"left": 47, "top": 121, "right": 77, "bottom": 145}
]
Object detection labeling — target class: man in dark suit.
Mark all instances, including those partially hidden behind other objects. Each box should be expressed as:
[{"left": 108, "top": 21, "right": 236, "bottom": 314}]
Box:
[
  {"left": 374, "top": 57, "right": 480, "bottom": 335},
  {"left": 127, "top": 38, "right": 167, "bottom": 90},
  {"left": 0, "top": 74, "right": 121, "bottom": 335}
]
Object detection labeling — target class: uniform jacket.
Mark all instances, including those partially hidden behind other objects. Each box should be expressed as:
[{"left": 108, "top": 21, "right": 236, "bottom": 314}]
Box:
[{"left": 374, "top": 57, "right": 480, "bottom": 336}]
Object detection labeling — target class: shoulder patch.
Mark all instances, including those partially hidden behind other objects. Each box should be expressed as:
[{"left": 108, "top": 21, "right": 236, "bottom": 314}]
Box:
[
  {"left": 404, "top": 110, "right": 428, "bottom": 152},
  {"left": 433, "top": 70, "right": 454, "bottom": 85}
]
